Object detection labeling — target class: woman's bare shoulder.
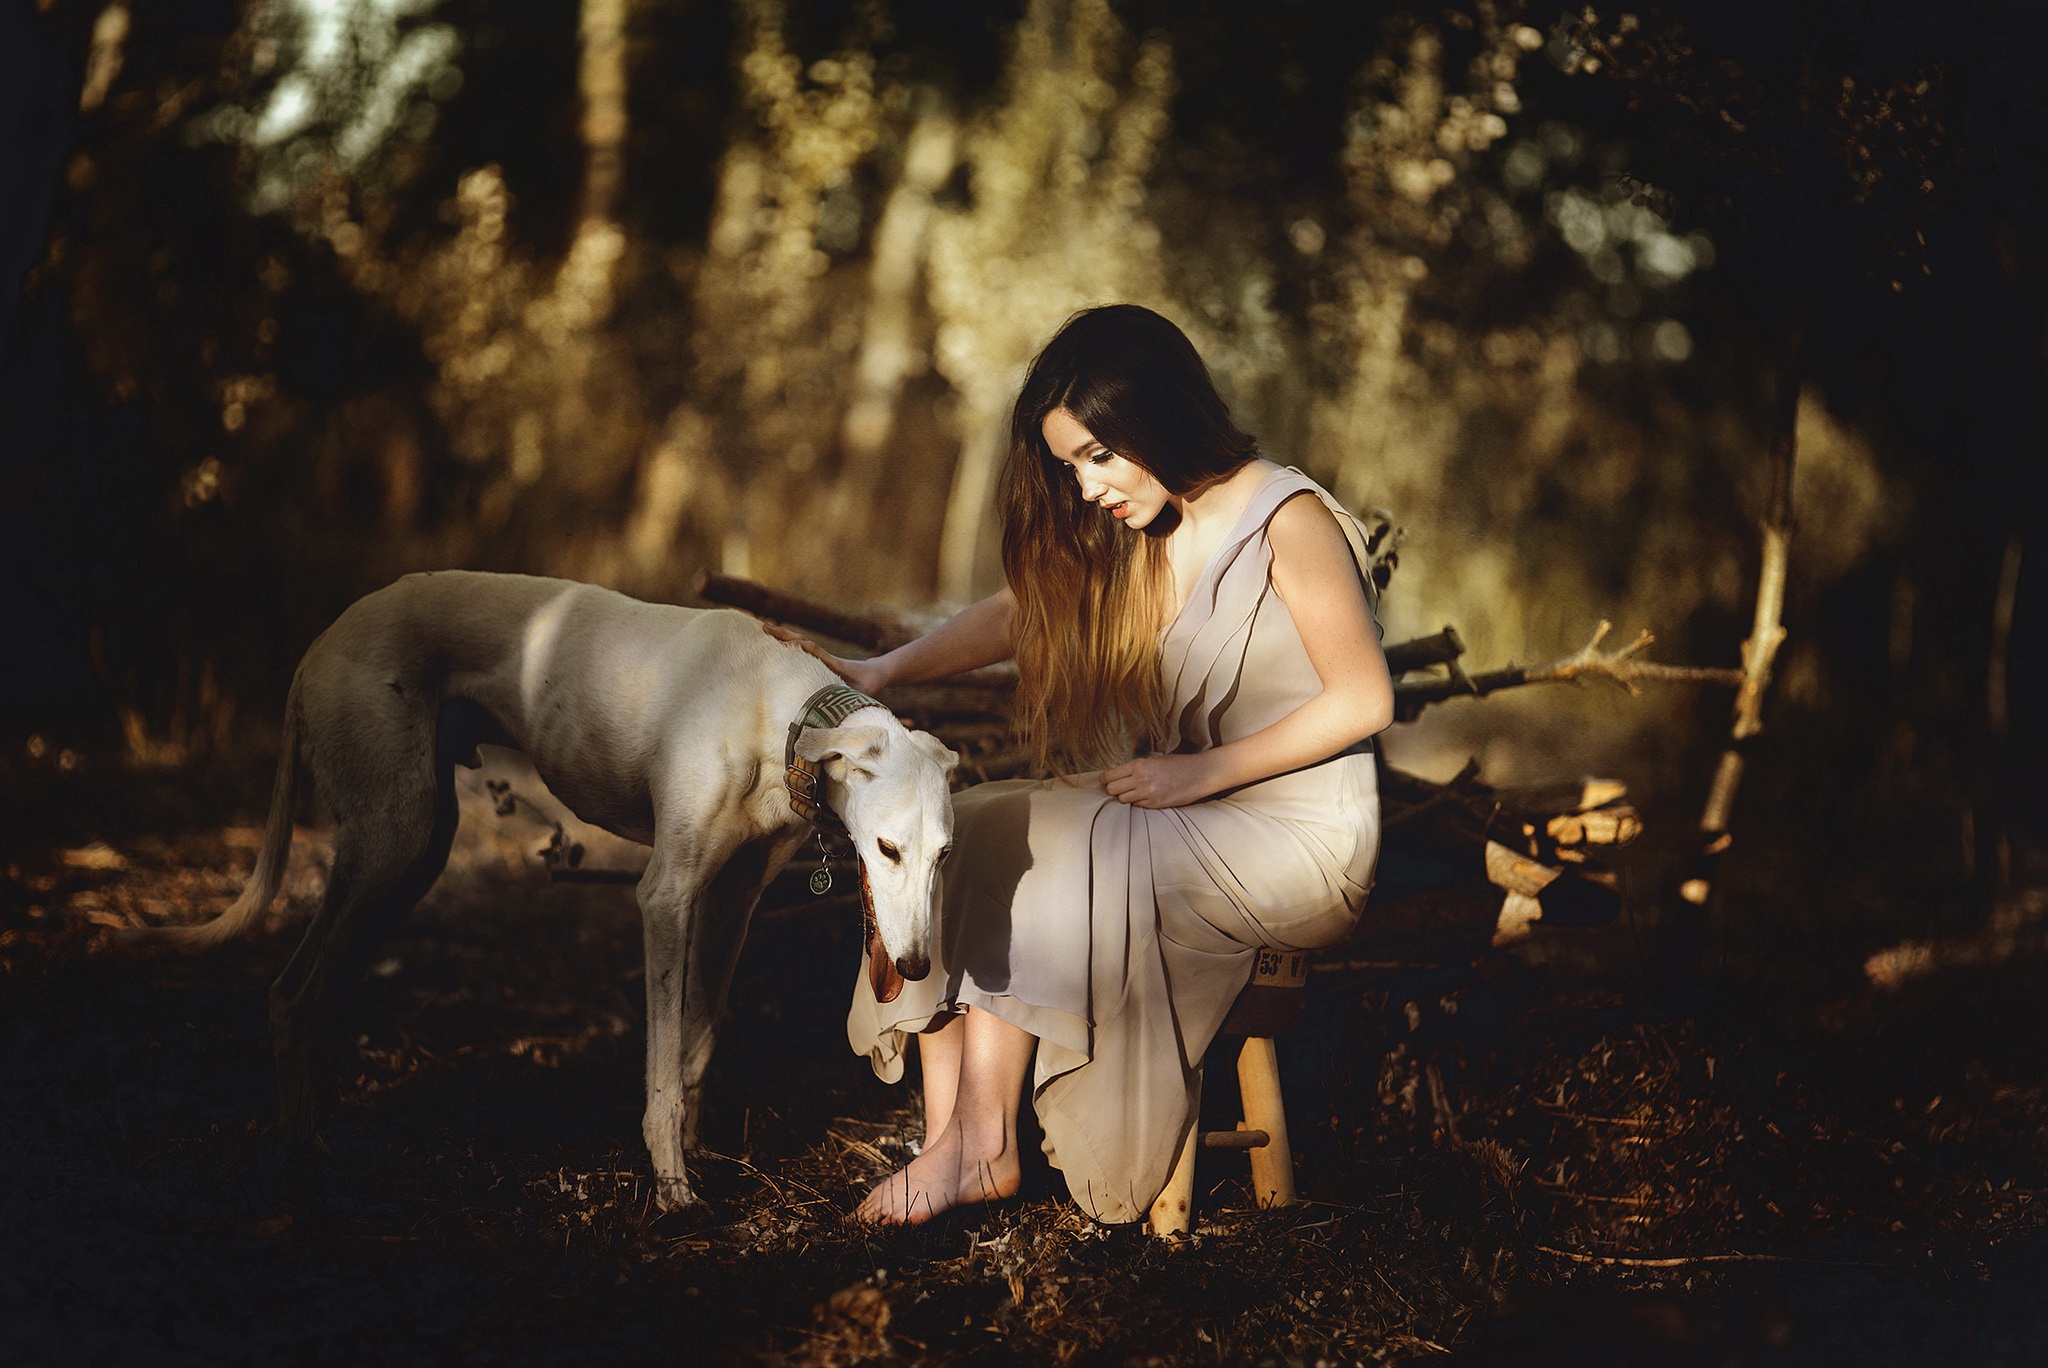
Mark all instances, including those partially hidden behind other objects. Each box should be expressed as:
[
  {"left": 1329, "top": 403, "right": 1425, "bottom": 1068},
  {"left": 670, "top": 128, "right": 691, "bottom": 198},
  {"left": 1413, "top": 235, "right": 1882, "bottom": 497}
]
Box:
[{"left": 1265, "top": 485, "right": 1346, "bottom": 546}]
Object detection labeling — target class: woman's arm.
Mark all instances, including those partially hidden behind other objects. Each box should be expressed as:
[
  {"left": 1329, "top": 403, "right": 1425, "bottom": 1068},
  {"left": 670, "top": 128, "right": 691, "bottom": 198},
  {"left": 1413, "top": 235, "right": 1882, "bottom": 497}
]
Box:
[
  {"left": 767, "top": 587, "right": 1019, "bottom": 694},
  {"left": 1105, "top": 496, "right": 1393, "bottom": 808}
]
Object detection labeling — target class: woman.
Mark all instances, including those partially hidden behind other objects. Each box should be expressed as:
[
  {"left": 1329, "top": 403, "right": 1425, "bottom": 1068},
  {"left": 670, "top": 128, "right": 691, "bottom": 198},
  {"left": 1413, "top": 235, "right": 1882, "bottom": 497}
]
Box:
[{"left": 787, "top": 304, "right": 1393, "bottom": 1225}]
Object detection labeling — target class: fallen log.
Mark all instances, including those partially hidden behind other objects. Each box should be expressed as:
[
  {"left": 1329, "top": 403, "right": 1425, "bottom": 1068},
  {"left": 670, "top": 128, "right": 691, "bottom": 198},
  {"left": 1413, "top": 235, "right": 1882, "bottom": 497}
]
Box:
[
  {"left": 697, "top": 572, "right": 912, "bottom": 650},
  {"left": 698, "top": 577, "right": 1735, "bottom": 724}
]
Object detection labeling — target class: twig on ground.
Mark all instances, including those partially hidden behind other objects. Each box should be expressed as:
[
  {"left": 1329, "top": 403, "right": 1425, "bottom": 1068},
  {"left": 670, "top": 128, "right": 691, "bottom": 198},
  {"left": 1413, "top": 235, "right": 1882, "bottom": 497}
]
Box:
[
  {"left": 1531, "top": 1183, "right": 1671, "bottom": 1207},
  {"left": 1532, "top": 1103, "right": 1670, "bottom": 1130},
  {"left": 1534, "top": 1245, "right": 1904, "bottom": 1270}
]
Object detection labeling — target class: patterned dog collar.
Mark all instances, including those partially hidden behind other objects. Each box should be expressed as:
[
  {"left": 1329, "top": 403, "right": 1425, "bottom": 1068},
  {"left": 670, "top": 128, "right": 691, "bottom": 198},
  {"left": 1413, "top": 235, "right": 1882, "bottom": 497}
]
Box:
[
  {"left": 784, "top": 683, "right": 884, "bottom": 830},
  {"left": 782, "top": 683, "right": 905, "bottom": 1003}
]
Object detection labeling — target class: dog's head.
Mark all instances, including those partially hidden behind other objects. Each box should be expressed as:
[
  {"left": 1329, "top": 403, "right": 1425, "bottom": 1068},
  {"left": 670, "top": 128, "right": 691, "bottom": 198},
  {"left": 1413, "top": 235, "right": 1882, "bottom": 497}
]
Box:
[{"left": 794, "top": 720, "right": 957, "bottom": 985}]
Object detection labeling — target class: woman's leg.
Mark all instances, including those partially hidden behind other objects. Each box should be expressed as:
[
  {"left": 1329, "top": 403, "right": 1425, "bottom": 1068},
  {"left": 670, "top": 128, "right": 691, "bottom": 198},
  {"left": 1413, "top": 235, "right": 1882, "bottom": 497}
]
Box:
[
  {"left": 916, "top": 1012, "right": 964, "bottom": 1144},
  {"left": 856, "top": 1006, "right": 1035, "bottom": 1224}
]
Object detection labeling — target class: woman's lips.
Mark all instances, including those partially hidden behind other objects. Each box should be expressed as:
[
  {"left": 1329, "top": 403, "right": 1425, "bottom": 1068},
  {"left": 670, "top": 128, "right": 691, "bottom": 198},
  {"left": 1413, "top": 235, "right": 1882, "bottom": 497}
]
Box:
[{"left": 1107, "top": 501, "right": 1129, "bottom": 519}]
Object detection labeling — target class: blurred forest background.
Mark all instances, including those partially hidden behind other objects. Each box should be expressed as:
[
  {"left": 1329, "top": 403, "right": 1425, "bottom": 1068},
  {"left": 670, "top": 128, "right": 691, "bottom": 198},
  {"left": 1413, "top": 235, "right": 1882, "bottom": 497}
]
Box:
[
  {"left": 5, "top": 4, "right": 2048, "bottom": 1360},
  {"left": 2, "top": 0, "right": 2043, "bottom": 949}
]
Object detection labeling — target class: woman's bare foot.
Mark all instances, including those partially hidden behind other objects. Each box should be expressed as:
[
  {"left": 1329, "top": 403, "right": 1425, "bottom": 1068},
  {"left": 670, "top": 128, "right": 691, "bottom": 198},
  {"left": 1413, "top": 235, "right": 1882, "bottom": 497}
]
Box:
[{"left": 855, "top": 1120, "right": 1021, "bottom": 1225}]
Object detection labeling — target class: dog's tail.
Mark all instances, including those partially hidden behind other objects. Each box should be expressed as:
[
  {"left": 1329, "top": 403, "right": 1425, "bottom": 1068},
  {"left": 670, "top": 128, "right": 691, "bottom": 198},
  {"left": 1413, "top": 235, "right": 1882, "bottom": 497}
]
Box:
[{"left": 141, "top": 667, "right": 307, "bottom": 950}]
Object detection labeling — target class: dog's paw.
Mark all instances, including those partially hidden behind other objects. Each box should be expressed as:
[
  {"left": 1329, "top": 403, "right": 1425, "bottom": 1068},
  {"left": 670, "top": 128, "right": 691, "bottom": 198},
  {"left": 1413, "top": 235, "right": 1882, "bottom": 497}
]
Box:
[{"left": 653, "top": 1176, "right": 703, "bottom": 1216}]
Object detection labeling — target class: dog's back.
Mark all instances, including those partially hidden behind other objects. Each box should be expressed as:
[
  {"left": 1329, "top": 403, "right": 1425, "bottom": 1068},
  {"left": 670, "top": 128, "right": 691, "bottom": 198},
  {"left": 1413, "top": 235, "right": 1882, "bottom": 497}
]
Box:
[{"left": 304, "top": 571, "right": 774, "bottom": 842}]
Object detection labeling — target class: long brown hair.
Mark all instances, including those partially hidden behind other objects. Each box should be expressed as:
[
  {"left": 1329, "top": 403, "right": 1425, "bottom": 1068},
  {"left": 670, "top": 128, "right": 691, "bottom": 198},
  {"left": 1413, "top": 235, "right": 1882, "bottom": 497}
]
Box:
[{"left": 999, "top": 304, "right": 1261, "bottom": 772}]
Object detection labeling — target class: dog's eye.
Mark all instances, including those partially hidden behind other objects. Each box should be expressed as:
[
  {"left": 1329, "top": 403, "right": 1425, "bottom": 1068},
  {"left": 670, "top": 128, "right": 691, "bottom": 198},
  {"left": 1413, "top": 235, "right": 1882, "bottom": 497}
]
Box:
[
  {"left": 877, "top": 839, "right": 901, "bottom": 862},
  {"left": 938, "top": 845, "right": 954, "bottom": 864}
]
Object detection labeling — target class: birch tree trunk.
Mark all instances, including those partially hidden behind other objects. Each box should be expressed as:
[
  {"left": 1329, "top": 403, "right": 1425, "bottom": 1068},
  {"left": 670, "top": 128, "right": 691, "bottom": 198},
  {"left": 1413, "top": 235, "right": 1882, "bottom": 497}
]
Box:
[
  {"left": 552, "top": 0, "right": 630, "bottom": 324},
  {"left": 1677, "top": 318, "right": 1802, "bottom": 923}
]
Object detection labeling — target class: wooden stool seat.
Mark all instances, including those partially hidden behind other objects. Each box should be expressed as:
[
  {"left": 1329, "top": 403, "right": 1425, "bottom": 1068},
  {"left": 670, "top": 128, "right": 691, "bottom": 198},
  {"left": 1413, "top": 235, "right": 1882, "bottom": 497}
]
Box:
[{"left": 1148, "top": 948, "right": 1308, "bottom": 1235}]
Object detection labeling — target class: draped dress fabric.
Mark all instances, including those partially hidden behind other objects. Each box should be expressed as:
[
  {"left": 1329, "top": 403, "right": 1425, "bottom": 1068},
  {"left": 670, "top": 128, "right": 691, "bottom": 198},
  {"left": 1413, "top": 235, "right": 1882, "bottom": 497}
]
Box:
[{"left": 847, "top": 466, "right": 1382, "bottom": 1223}]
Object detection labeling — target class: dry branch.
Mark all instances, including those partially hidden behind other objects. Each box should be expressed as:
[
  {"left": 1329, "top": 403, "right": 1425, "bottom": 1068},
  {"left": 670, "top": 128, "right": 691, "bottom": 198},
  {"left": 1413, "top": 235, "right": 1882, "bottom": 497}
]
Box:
[
  {"left": 698, "top": 575, "right": 1737, "bottom": 727},
  {"left": 1393, "top": 620, "right": 1742, "bottom": 717}
]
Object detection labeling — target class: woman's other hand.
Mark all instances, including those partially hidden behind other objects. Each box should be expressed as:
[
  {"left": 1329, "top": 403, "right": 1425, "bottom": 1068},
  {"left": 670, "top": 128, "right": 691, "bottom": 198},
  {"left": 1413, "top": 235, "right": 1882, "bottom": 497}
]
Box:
[
  {"left": 1104, "top": 753, "right": 1219, "bottom": 809},
  {"left": 762, "top": 623, "right": 891, "bottom": 695}
]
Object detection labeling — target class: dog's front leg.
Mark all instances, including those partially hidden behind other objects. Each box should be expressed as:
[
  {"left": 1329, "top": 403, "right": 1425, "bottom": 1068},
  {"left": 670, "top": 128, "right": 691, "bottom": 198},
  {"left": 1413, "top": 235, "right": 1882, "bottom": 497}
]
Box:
[{"left": 637, "top": 844, "right": 710, "bottom": 1212}]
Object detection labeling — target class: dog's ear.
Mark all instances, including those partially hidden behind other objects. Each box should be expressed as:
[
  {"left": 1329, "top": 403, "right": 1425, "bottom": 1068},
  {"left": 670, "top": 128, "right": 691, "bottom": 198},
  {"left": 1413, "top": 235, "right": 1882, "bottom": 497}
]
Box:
[
  {"left": 909, "top": 729, "right": 959, "bottom": 780},
  {"left": 795, "top": 725, "right": 887, "bottom": 781}
]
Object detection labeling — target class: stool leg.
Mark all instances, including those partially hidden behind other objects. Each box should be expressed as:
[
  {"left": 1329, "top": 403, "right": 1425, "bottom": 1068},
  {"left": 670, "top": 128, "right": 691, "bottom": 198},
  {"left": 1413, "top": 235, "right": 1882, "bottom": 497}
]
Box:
[
  {"left": 1148, "top": 1072, "right": 1201, "bottom": 1236},
  {"left": 1237, "top": 1036, "right": 1296, "bottom": 1208}
]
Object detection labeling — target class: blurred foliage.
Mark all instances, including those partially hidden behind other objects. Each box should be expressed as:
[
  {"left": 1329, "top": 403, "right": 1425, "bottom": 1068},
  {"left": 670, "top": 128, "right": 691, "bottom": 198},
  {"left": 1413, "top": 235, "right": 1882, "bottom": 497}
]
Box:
[{"left": 1, "top": 0, "right": 2040, "bottom": 858}]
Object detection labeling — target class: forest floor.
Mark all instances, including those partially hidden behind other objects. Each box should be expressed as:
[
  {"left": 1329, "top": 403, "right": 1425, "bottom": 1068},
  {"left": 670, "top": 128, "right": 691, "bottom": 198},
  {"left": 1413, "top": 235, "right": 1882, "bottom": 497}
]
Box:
[{"left": 3, "top": 749, "right": 2046, "bottom": 1367}]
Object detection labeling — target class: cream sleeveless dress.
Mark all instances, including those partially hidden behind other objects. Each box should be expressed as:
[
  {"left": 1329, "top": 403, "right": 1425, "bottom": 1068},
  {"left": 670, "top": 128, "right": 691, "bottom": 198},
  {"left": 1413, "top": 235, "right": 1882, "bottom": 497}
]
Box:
[{"left": 848, "top": 466, "right": 1382, "bottom": 1223}]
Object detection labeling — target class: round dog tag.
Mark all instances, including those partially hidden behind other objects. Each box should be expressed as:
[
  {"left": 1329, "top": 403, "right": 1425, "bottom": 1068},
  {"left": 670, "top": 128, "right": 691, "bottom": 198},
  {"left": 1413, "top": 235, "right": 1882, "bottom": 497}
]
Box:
[{"left": 809, "top": 866, "right": 833, "bottom": 896}]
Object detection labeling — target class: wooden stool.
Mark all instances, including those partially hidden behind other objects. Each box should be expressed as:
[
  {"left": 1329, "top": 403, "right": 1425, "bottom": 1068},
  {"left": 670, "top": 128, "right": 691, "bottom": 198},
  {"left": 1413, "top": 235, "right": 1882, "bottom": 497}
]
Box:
[{"left": 1147, "top": 947, "right": 1309, "bottom": 1236}]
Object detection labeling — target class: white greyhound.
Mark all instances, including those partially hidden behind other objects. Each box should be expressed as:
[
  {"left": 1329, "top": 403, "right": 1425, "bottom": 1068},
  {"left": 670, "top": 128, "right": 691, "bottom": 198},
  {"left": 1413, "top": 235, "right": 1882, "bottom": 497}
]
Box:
[{"left": 143, "top": 570, "right": 957, "bottom": 1211}]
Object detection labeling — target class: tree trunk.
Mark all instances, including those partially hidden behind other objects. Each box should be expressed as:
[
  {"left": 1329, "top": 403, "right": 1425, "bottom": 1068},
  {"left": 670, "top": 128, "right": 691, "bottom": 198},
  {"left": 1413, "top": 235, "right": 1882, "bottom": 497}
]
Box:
[
  {"left": 574, "top": 0, "right": 630, "bottom": 231},
  {"left": 937, "top": 409, "right": 1006, "bottom": 603},
  {"left": 550, "top": 0, "right": 631, "bottom": 325},
  {"left": 1675, "top": 314, "right": 1803, "bottom": 944}
]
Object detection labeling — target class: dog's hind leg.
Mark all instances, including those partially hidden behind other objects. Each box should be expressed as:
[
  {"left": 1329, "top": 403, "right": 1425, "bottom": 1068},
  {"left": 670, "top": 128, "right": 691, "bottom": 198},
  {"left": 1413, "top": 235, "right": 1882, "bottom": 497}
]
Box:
[{"left": 269, "top": 721, "right": 460, "bottom": 1149}]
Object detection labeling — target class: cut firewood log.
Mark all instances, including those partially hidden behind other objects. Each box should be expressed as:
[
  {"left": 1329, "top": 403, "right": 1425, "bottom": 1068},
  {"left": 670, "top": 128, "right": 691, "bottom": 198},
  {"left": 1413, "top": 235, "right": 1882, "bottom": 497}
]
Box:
[
  {"left": 1544, "top": 806, "right": 1643, "bottom": 848},
  {"left": 1482, "top": 839, "right": 1622, "bottom": 944},
  {"left": 1485, "top": 839, "right": 1560, "bottom": 898}
]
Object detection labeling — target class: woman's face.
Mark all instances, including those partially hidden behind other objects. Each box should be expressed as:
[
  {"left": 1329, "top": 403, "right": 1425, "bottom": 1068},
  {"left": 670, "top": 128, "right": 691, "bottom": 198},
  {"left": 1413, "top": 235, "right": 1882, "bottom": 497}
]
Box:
[{"left": 1042, "top": 407, "right": 1173, "bottom": 531}]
